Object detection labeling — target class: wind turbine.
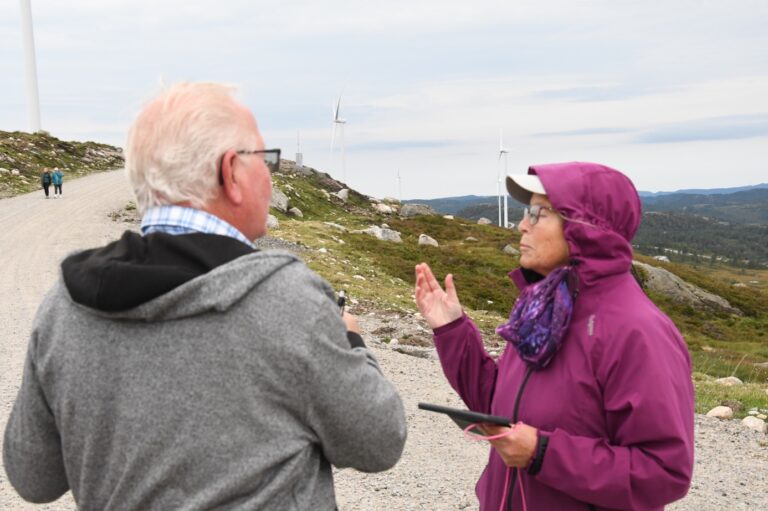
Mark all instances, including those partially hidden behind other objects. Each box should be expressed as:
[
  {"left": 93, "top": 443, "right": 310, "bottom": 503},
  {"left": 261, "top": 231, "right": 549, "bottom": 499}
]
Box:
[
  {"left": 396, "top": 169, "right": 402, "bottom": 202},
  {"left": 330, "top": 95, "right": 347, "bottom": 183},
  {"left": 19, "top": 0, "right": 41, "bottom": 132},
  {"left": 498, "top": 130, "right": 510, "bottom": 228},
  {"left": 295, "top": 130, "right": 303, "bottom": 169}
]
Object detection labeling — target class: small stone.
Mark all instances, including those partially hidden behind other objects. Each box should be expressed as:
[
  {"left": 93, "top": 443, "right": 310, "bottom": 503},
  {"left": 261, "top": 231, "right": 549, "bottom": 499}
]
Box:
[
  {"left": 266, "top": 214, "right": 279, "bottom": 230},
  {"left": 318, "top": 247, "right": 328, "bottom": 253},
  {"left": 353, "top": 275, "right": 366, "bottom": 280},
  {"left": 714, "top": 376, "right": 743, "bottom": 386},
  {"left": 741, "top": 416, "right": 767, "bottom": 434},
  {"left": 465, "top": 237, "right": 478, "bottom": 242},
  {"left": 757, "top": 414, "right": 768, "bottom": 420},
  {"left": 443, "top": 215, "right": 454, "bottom": 220},
  {"left": 323, "top": 222, "right": 347, "bottom": 232},
  {"left": 477, "top": 217, "right": 492, "bottom": 225},
  {"left": 503, "top": 244, "right": 520, "bottom": 255},
  {"left": 705, "top": 406, "right": 733, "bottom": 419}
]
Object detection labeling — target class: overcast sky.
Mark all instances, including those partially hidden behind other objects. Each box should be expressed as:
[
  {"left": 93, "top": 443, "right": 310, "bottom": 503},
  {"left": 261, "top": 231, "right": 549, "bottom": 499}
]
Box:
[{"left": 2, "top": 0, "right": 767, "bottom": 199}]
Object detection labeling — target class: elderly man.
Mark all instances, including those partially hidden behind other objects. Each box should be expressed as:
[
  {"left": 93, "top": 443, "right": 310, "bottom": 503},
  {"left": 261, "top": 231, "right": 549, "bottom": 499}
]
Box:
[{"left": 4, "top": 82, "right": 407, "bottom": 510}]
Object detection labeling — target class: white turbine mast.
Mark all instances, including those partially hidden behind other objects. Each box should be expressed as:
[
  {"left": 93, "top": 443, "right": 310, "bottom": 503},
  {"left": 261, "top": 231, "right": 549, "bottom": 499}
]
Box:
[
  {"left": 396, "top": 168, "right": 402, "bottom": 202},
  {"left": 295, "top": 130, "right": 303, "bottom": 169},
  {"left": 498, "top": 129, "right": 510, "bottom": 228},
  {"left": 19, "top": 0, "right": 41, "bottom": 133},
  {"left": 330, "top": 95, "right": 347, "bottom": 183}
]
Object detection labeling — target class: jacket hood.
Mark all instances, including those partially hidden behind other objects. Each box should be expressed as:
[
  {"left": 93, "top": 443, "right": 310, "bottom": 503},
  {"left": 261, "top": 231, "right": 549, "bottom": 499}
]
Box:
[
  {"left": 61, "top": 231, "right": 299, "bottom": 320},
  {"left": 524, "top": 162, "right": 642, "bottom": 288}
]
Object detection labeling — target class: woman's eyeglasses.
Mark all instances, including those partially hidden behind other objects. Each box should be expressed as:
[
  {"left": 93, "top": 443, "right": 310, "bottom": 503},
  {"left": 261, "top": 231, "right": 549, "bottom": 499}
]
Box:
[
  {"left": 522, "top": 205, "right": 557, "bottom": 226},
  {"left": 523, "top": 204, "right": 595, "bottom": 228},
  {"left": 218, "top": 149, "right": 281, "bottom": 185}
]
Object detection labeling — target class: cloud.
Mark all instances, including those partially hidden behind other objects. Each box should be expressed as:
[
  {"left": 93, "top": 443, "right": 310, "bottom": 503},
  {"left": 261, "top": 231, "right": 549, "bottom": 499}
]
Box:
[
  {"left": 347, "top": 139, "right": 458, "bottom": 152},
  {"left": 534, "top": 127, "right": 634, "bottom": 137},
  {"left": 636, "top": 114, "right": 768, "bottom": 143}
]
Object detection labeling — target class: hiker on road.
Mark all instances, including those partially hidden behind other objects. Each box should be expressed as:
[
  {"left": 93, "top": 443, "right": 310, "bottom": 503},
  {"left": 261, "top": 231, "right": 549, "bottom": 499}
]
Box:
[
  {"left": 40, "top": 168, "right": 52, "bottom": 198},
  {"left": 52, "top": 168, "right": 63, "bottom": 196}
]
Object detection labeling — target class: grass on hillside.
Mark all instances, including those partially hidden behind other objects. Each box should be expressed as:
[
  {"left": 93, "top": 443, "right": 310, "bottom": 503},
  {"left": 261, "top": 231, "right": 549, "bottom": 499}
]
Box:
[{"left": 0, "top": 130, "right": 124, "bottom": 198}]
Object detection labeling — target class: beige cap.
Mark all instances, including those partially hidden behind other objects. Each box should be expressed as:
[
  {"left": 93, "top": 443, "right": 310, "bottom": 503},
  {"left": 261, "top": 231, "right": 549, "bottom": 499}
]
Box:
[{"left": 506, "top": 173, "right": 547, "bottom": 204}]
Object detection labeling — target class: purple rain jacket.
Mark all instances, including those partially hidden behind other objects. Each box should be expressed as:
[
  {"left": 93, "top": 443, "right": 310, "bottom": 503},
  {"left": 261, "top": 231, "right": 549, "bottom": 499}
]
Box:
[{"left": 433, "top": 162, "right": 694, "bottom": 511}]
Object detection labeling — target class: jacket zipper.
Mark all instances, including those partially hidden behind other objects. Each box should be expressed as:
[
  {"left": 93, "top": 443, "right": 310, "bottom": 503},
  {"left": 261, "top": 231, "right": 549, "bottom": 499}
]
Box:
[
  {"left": 506, "top": 366, "right": 534, "bottom": 511},
  {"left": 503, "top": 367, "right": 598, "bottom": 511}
]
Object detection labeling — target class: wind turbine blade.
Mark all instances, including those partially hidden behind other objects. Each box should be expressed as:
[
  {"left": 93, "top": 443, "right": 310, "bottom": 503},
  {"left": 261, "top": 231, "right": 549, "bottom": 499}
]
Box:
[
  {"left": 335, "top": 96, "right": 343, "bottom": 121},
  {"left": 499, "top": 130, "right": 503, "bottom": 152}
]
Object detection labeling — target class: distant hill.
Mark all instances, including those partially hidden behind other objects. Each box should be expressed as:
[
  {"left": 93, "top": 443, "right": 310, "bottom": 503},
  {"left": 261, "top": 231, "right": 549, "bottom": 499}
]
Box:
[
  {"left": 638, "top": 183, "right": 768, "bottom": 197},
  {"left": 406, "top": 185, "right": 768, "bottom": 267},
  {"left": 408, "top": 183, "right": 768, "bottom": 222},
  {"left": 642, "top": 189, "right": 768, "bottom": 225},
  {"left": 634, "top": 212, "right": 768, "bottom": 268}
]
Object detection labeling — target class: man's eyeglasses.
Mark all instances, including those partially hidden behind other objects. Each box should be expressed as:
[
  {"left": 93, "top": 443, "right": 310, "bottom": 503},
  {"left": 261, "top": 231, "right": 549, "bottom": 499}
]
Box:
[{"left": 218, "top": 149, "right": 281, "bottom": 185}]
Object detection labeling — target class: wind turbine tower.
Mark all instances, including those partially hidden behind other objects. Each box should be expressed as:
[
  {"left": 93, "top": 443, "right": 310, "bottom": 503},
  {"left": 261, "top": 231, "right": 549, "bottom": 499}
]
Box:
[
  {"left": 498, "top": 130, "right": 510, "bottom": 228},
  {"left": 19, "top": 0, "right": 41, "bottom": 132},
  {"left": 330, "top": 95, "right": 347, "bottom": 183},
  {"left": 397, "top": 169, "right": 402, "bottom": 202},
  {"left": 295, "top": 130, "right": 303, "bottom": 169}
]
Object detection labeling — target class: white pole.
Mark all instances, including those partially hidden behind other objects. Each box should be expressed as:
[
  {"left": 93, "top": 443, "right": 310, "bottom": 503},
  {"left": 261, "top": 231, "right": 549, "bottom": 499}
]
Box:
[
  {"left": 19, "top": 0, "right": 41, "bottom": 133},
  {"left": 503, "top": 153, "right": 509, "bottom": 228},
  {"left": 341, "top": 125, "right": 346, "bottom": 184},
  {"left": 497, "top": 177, "right": 502, "bottom": 227}
]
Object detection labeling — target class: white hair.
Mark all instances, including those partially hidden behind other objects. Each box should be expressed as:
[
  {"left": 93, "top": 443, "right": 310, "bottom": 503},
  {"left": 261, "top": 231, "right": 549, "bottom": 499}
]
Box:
[{"left": 125, "top": 82, "right": 257, "bottom": 213}]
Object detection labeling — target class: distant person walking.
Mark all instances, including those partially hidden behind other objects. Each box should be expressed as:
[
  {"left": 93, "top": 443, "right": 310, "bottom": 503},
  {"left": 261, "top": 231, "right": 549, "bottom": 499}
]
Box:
[
  {"left": 52, "top": 168, "right": 63, "bottom": 197},
  {"left": 40, "top": 168, "right": 52, "bottom": 198}
]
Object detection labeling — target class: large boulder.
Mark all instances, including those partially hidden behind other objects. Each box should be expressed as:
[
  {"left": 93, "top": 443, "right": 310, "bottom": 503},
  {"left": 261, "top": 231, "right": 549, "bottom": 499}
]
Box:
[
  {"left": 633, "top": 261, "right": 742, "bottom": 315},
  {"left": 266, "top": 214, "right": 279, "bottom": 230},
  {"left": 335, "top": 189, "right": 350, "bottom": 203},
  {"left": 374, "top": 203, "right": 394, "bottom": 214},
  {"left": 400, "top": 204, "right": 436, "bottom": 218},
  {"left": 270, "top": 186, "right": 289, "bottom": 213},
  {"left": 357, "top": 225, "right": 402, "bottom": 243},
  {"left": 418, "top": 234, "right": 439, "bottom": 247}
]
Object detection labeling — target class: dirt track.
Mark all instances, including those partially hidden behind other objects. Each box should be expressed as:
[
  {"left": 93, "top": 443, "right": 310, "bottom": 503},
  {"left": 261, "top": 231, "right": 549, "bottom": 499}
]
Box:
[{"left": 0, "top": 170, "right": 765, "bottom": 510}]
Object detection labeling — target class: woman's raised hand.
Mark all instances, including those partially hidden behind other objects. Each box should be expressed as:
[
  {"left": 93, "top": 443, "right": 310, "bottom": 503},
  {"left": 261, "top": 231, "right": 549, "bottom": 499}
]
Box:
[{"left": 414, "top": 263, "right": 463, "bottom": 329}]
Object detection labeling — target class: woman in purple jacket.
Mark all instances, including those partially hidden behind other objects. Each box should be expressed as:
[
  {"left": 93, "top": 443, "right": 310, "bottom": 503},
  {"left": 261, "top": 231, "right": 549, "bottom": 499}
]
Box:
[{"left": 415, "top": 162, "right": 694, "bottom": 511}]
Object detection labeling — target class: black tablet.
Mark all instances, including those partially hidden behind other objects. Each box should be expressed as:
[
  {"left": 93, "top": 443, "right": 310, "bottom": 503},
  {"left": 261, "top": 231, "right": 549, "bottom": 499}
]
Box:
[{"left": 418, "top": 402, "right": 511, "bottom": 430}]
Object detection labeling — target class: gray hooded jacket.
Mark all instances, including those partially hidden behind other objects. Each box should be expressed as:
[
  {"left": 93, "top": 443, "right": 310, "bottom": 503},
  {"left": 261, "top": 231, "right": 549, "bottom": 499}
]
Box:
[{"left": 4, "top": 232, "right": 406, "bottom": 510}]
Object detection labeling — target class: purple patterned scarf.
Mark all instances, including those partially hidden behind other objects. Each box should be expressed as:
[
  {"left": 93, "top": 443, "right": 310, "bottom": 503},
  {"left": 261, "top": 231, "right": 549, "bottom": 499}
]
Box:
[{"left": 496, "top": 266, "right": 575, "bottom": 370}]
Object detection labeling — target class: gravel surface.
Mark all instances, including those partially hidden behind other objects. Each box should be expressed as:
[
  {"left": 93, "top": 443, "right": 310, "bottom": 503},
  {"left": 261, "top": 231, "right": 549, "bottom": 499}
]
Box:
[{"left": 0, "top": 170, "right": 766, "bottom": 510}]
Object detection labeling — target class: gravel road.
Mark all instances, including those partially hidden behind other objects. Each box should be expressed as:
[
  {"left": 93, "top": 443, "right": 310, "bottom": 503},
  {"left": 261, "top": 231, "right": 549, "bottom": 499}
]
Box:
[{"left": 0, "top": 170, "right": 765, "bottom": 510}]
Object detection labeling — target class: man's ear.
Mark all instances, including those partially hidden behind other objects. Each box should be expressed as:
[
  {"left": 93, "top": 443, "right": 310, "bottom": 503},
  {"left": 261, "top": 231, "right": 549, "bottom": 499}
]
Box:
[{"left": 219, "top": 151, "right": 244, "bottom": 205}]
